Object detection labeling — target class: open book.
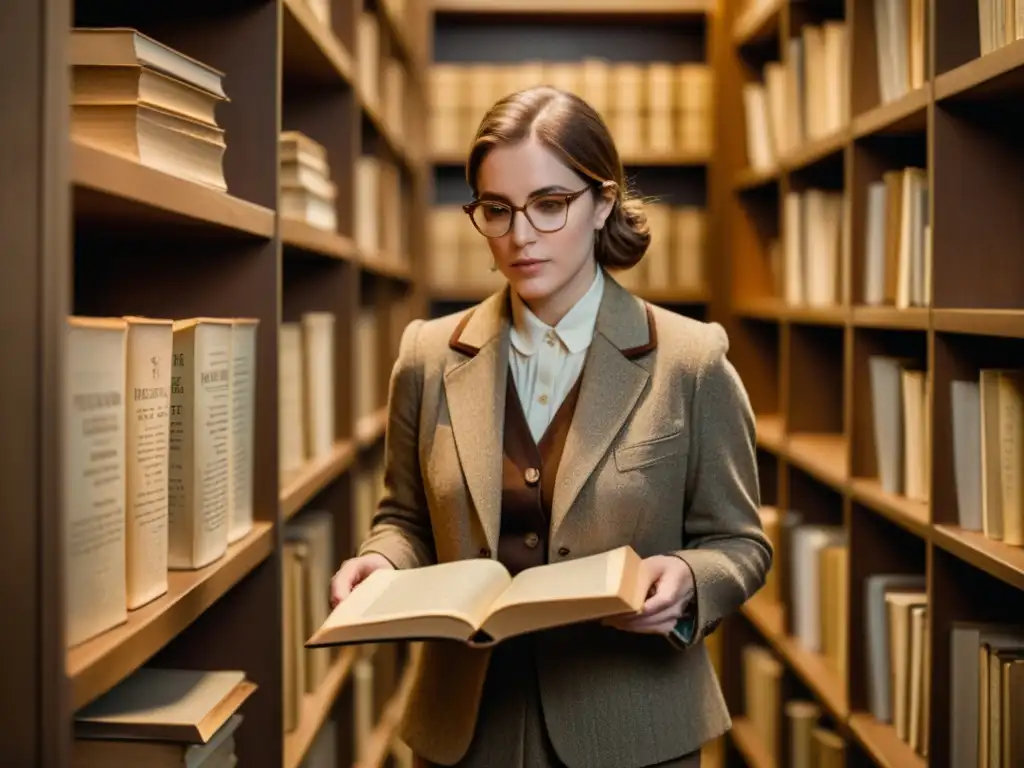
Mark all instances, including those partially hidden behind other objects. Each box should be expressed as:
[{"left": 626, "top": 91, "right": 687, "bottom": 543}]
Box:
[{"left": 306, "top": 545, "right": 648, "bottom": 648}]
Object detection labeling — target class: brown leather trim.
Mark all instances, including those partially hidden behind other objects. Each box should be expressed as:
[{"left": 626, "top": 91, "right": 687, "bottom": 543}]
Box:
[
  {"left": 448, "top": 308, "right": 479, "bottom": 356},
  {"left": 620, "top": 303, "right": 658, "bottom": 358}
]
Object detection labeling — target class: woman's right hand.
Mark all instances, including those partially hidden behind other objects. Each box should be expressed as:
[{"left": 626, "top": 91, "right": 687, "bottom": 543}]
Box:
[{"left": 329, "top": 552, "right": 395, "bottom": 608}]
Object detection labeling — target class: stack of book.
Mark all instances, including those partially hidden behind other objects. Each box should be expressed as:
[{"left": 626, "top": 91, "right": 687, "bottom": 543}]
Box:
[
  {"left": 280, "top": 131, "right": 338, "bottom": 232},
  {"left": 69, "top": 27, "right": 229, "bottom": 191}
]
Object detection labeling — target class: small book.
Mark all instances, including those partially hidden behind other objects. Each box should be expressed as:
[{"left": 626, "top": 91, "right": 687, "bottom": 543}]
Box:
[{"left": 306, "top": 545, "right": 648, "bottom": 648}]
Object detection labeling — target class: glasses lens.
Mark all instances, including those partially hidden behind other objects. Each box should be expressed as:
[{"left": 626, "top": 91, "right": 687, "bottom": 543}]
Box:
[
  {"left": 526, "top": 196, "right": 569, "bottom": 232},
  {"left": 471, "top": 202, "right": 512, "bottom": 237}
]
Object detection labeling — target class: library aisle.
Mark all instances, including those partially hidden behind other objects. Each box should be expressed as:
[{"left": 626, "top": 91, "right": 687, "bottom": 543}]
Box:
[{"left": 2, "top": 0, "right": 1022, "bottom": 765}]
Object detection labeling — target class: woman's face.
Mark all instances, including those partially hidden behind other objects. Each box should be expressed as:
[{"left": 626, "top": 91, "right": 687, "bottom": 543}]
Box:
[{"left": 472, "top": 137, "right": 613, "bottom": 313}]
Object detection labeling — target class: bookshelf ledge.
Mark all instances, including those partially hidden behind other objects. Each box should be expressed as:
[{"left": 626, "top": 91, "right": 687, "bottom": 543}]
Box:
[
  {"left": 849, "top": 478, "right": 930, "bottom": 538},
  {"left": 754, "top": 414, "right": 785, "bottom": 453},
  {"left": 935, "top": 39, "right": 1024, "bottom": 101},
  {"left": 852, "top": 306, "right": 929, "bottom": 330},
  {"left": 932, "top": 308, "right": 1024, "bottom": 337},
  {"left": 361, "top": 251, "right": 414, "bottom": 282},
  {"left": 281, "top": 440, "right": 358, "bottom": 521},
  {"left": 931, "top": 525, "right": 1024, "bottom": 591},
  {"left": 728, "top": 717, "right": 775, "bottom": 768},
  {"left": 848, "top": 713, "right": 926, "bottom": 768},
  {"left": 281, "top": 0, "right": 355, "bottom": 85},
  {"left": 783, "top": 128, "right": 848, "bottom": 173},
  {"left": 785, "top": 433, "right": 848, "bottom": 490},
  {"left": 851, "top": 86, "right": 930, "bottom": 139},
  {"left": 734, "top": 165, "right": 780, "bottom": 191},
  {"left": 284, "top": 647, "right": 358, "bottom": 768},
  {"left": 282, "top": 218, "right": 359, "bottom": 262},
  {"left": 66, "top": 521, "right": 275, "bottom": 711},
  {"left": 72, "top": 142, "right": 276, "bottom": 239},
  {"left": 732, "top": 0, "right": 783, "bottom": 48}
]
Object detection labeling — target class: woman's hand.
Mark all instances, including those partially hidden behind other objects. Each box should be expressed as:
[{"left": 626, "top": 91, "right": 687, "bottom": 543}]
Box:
[
  {"left": 330, "top": 553, "right": 395, "bottom": 608},
  {"left": 604, "top": 555, "right": 695, "bottom": 636}
]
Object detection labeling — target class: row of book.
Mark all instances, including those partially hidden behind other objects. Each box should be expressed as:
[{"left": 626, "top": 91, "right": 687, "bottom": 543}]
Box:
[
  {"left": 742, "top": 643, "right": 847, "bottom": 767},
  {"left": 70, "top": 27, "right": 229, "bottom": 191},
  {"left": 278, "top": 310, "right": 380, "bottom": 478},
  {"left": 951, "top": 370, "right": 1024, "bottom": 549},
  {"left": 743, "top": 22, "right": 848, "bottom": 171},
  {"left": 430, "top": 60, "right": 712, "bottom": 159},
  {"left": 868, "top": 355, "right": 931, "bottom": 505},
  {"left": 356, "top": 9, "right": 409, "bottom": 148},
  {"left": 874, "top": 0, "right": 927, "bottom": 104},
  {"left": 977, "top": 0, "right": 1022, "bottom": 58},
  {"left": 66, "top": 315, "right": 257, "bottom": 649},
  {"left": 780, "top": 188, "right": 846, "bottom": 308},
  {"left": 72, "top": 666, "right": 254, "bottom": 767},
  {"left": 428, "top": 204, "right": 706, "bottom": 295}
]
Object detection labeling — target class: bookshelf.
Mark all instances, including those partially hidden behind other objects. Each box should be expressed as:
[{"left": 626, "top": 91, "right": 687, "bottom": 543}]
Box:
[
  {"left": 717, "top": 0, "right": 1024, "bottom": 766},
  {"left": 2, "top": 0, "right": 430, "bottom": 766},
  {"left": 424, "top": 0, "right": 722, "bottom": 324}
]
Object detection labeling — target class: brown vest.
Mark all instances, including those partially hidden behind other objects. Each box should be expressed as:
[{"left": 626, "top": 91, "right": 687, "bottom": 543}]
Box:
[{"left": 497, "top": 368, "right": 583, "bottom": 576}]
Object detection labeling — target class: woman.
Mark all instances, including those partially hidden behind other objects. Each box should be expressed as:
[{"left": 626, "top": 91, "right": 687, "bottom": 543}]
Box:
[{"left": 330, "top": 86, "right": 772, "bottom": 768}]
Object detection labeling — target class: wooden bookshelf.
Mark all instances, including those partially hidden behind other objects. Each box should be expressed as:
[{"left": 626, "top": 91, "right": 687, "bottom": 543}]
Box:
[
  {"left": 3, "top": 0, "right": 431, "bottom": 764},
  {"left": 715, "top": 0, "right": 1024, "bottom": 765}
]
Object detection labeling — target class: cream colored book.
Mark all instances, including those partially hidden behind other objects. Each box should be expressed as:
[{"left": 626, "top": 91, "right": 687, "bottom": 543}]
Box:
[
  {"left": 228, "top": 318, "right": 258, "bottom": 544},
  {"left": 301, "top": 312, "right": 335, "bottom": 460},
  {"left": 278, "top": 323, "right": 307, "bottom": 475},
  {"left": 306, "top": 546, "right": 647, "bottom": 648},
  {"left": 123, "top": 316, "right": 173, "bottom": 610},
  {"left": 64, "top": 316, "right": 129, "bottom": 647},
  {"left": 168, "top": 318, "right": 233, "bottom": 570}
]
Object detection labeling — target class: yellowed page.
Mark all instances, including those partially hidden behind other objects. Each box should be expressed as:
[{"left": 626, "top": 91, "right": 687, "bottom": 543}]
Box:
[{"left": 307, "top": 558, "right": 511, "bottom": 646}]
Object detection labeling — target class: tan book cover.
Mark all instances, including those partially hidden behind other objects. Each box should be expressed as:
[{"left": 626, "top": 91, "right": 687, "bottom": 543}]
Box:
[{"left": 307, "top": 546, "right": 647, "bottom": 648}]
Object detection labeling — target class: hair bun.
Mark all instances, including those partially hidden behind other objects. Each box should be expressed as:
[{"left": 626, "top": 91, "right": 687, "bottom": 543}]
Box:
[{"left": 597, "top": 196, "right": 650, "bottom": 270}]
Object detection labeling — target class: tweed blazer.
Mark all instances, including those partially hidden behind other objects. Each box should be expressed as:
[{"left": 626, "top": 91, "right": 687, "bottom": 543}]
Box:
[{"left": 358, "top": 273, "right": 773, "bottom": 768}]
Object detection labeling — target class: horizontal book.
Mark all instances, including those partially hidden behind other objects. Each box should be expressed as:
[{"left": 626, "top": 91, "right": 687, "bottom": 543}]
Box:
[{"left": 306, "top": 545, "right": 647, "bottom": 648}]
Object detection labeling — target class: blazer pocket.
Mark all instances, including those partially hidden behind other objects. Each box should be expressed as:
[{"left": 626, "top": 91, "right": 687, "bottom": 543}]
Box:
[{"left": 614, "top": 431, "right": 684, "bottom": 472}]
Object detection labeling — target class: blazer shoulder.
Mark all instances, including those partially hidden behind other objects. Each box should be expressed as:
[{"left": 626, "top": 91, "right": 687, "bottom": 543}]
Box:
[
  {"left": 396, "top": 306, "right": 474, "bottom": 372},
  {"left": 647, "top": 304, "right": 730, "bottom": 373}
]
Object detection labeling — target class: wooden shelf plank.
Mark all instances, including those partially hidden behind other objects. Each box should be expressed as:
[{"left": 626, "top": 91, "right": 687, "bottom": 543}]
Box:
[
  {"left": 283, "top": 647, "right": 358, "bottom": 768},
  {"left": 734, "top": 165, "right": 781, "bottom": 191},
  {"left": 852, "top": 306, "right": 929, "bottom": 330},
  {"left": 932, "top": 524, "right": 1024, "bottom": 591},
  {"left": 732, "top": 0, "right": 783, "bottom": 48},
  {"left": 742, "top": 600, "right": 849, "bottom": 719},
  {"left": 361, "top": 250, "right": 414, "bottom": 281},
  {"left": 72, "top": 142, "right": 275, "bottom": 239},
  {"left": 848, "top": 713, "right": 927, "bottom": 768},
  {"left": 281, "top": 441, "right": 358, "bottom": 521},
  {"left": 935, "top": 39, "right": 1024, "bottom": 101},
  {"left": 932, "top": 308, "right": 1024, "bottom": 338},
  {"left": 641, "top": 287, "right": 711, "bottom": 305},
  {"left": 851, "top": 86, "right": 930, "bottom": 138},
  {"left": 281, "top": 0, "right": 355, "bottom": 84},
  {"left": 728, "top": 717, "right": 775, "bottom": 768},
  {"left": 782, "top": 128, "right": 848, "bottom": 173},
  {"left": 356, "top": 408, "right": 389, "bottom": 448},
  {"left": 432, "top": 0, "right": 710, "bottom": 15},
  {"left": 785, "top": 304, "right": 848, "bottom": 326},
  {"left": 786, "top": 433, "right": 848, "bottom": 489},
  {"left": 67, "top": 522, "right": 275, "bottom": 710},
  {"left": 755, "top": 413, "right": 786, "bottom": 453},
  {"left": 282, "top": 218, "right": 359, "bottom": 262},
  {"left": 849, "top": 478, "right": 930, "bottom": 538},
  {"left": 355, "top": 659, "right": 417, "bottom": 768},
  {"left": 734, "top": 297, "right": 787, "bottom": 322}
]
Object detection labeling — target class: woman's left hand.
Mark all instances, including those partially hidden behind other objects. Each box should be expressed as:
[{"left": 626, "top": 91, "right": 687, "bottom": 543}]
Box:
[{"left": 603, "top": 555, "right": 695, "bottom": 635}]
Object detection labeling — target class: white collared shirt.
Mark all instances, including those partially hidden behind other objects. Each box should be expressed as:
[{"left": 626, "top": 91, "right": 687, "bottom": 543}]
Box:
[{"left": 509, "top": 268, "right": 605, "bottom": 442}]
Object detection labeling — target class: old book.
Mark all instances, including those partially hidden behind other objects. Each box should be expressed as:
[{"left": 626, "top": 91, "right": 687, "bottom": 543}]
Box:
[
  {"left": 285, "top": 510, "right": 335, "bottom": 692},
  {"left": 71, "top": 713, "right": 241, "bottom": 767},
  {"left": 301, "top": 312, "right": 336, "bottom": 461},
  {"left": 74, "top": 668, "right": 254, "bottom": 744},
  {"left": 123, "top": 316, "right": 173, "bottom": 610},
  {"left": 228, "top": 319, "right": 258, "bottom": 544},
  {"left": 307, "top": 546, "right": 647, "bottom": 648},
  {"left": 169, "top": 318, "right": 233, "bottom": 570},
  {"left": 64, "top": 316, "right": 129, "bottom": 647},
  {"left": 278, "top": 323, "right": 307, "bottom": 475},
  {"left": 71, "top": 65, "right": 223, "bottom": 126}
]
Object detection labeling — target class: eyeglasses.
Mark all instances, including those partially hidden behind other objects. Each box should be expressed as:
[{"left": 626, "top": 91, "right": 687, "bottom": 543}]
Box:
[{"left": 462, "top": 187, "right": 590, "bottom": 238}]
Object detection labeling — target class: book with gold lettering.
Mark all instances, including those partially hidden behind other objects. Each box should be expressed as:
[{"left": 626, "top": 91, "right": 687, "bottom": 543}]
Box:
[{"left": 306, "top": 545, "right": 647, "bottom": 648}]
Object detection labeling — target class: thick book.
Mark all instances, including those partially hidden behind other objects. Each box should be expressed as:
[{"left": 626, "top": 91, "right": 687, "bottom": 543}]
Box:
[{"left": 306, "top": 545, "right": 647, "bottom": 648}]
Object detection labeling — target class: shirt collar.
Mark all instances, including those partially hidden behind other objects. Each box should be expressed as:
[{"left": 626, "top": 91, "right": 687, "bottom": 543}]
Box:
[{"left": 509, "top": 267, "right": 605, "bottom": 356}]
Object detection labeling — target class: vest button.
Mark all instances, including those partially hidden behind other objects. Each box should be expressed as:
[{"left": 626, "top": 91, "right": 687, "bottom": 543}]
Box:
[
  {"left": 524, "top": 532, "right": 539, "bottom": 548},
  {"left": 557, "top": 546, "right": 570, "bottom": 557},
  {"left": 524, "top": 467, "right": 540, "bottom": 485}
]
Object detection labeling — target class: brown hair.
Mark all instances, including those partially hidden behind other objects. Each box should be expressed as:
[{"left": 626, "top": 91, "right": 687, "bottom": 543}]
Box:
[{"left": 466, "top": 86, "right": 650, "bottom": 270}]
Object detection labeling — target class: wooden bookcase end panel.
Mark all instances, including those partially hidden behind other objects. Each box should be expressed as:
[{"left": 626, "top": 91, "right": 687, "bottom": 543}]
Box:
[
  {"left": 731, "top": 183, "right": 782, "bottom": 307},
  {"left": 846, "top": 503, "right": 927, "bottom": 715},
  {"left": 148, "top": 555, "right": 283, "bottom": 766},
  {"left": 848, "top": 132, "right": 927, "bottom": 310},
  {"left": 849, "top": 327, "right": 929, "bottom": 529},
  {"left": 72, "top": 1, "right": 280, "bottom": 210},
  {"left": 926, "top": 546, "right": 1024, "bottom": 767},
  {"left": 785, "top": 323, "right": 845, "bottom": 436},
  {"left": 932, "top": 101, "right": 1024, "bottom": 310}
]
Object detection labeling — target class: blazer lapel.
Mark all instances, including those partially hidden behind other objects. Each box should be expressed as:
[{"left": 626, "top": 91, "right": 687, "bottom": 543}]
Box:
[
  {"left": 551, "top": 275, "right": 657, "bottom": 537},
  {"left": 442, "top": 289, "right": 511, "bottom": 556}
]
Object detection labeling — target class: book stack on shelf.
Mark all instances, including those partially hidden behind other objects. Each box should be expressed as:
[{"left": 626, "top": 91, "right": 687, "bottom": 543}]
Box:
[
  {"left": 69, "top": 27, "right": 229, "bottom": 192},
  {"left": 280, "top": 132, "right": 338, "bottom": 233},
  {"left": 715, "top": 0, "right": 1024, "bottom": 764}
]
